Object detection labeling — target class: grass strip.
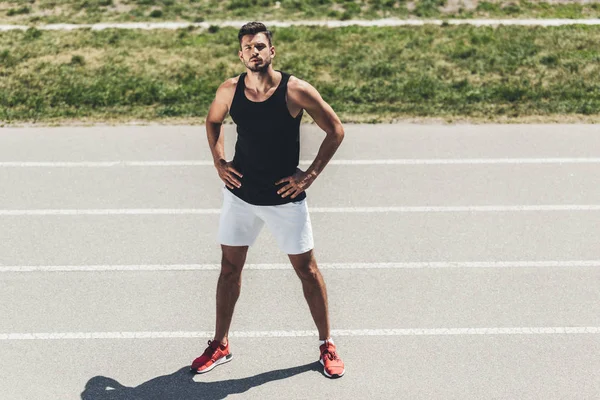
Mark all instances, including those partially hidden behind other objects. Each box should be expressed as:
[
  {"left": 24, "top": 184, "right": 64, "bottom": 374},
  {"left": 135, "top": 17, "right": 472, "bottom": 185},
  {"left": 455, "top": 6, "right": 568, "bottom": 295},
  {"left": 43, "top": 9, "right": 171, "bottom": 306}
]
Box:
[
  {"left": 1, "top": 24, "right": 599, "bottom": 124},
  {"left": 1, "top": 0, "right": 600, "bottom": 25}
]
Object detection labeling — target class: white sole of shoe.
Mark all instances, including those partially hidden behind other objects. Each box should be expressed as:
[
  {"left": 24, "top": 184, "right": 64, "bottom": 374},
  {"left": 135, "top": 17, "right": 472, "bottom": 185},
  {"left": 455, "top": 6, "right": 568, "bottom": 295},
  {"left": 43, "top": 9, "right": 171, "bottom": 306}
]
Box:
[
  {"left": 193, "top": 353, "right": 233, "bottom": 374},
  {"left": 320, "top": 358, "right": 345, "bottom": 378}
]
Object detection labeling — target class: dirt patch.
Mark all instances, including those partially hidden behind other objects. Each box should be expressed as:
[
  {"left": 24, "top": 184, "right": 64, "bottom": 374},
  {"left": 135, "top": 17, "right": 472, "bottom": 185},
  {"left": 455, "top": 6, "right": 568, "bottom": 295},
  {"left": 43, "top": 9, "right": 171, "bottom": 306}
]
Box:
[
  {"left": 330, "top": 3, "right": 346, "bottom": 12},
  {"left": 0, "top": 3, "right": 18, "bottom": 12},
  {"left": 442, "top": 0, "right": 479, "bottom": 13},
  {"left": 316, "top": 69, "right": 334, "bottom": 83},
  {"left": 542, "top": 0, "right": 599, "bottom": 3},
  {"left": 32, "top": 48, "right": 107, "bottom": 68},
  {"left": 108, "top": 0, "right": 134, "bottom": 14},
  {"left": 126, "top": 50, "right": 190, "bottom": 74},
  {"left": 443, "top": 0, "right": 600, "bottom": 13}
]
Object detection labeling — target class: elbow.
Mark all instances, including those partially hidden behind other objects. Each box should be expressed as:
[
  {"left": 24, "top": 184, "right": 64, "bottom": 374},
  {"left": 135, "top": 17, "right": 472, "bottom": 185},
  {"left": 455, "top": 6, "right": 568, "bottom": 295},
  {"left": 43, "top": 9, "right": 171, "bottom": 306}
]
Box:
[
  {"left": 323, "top": 120, "right": 344, "bottom": 143},
  {"left": 334, "top": 126, "right": 345, "bottom": 144}
]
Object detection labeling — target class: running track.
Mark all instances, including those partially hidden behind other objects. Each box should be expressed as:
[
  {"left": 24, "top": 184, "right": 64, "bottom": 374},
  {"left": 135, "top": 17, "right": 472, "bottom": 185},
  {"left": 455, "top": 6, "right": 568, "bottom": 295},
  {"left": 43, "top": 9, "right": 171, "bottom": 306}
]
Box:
[{"left": 1, "top": 123, "right": 600, "bottom": 399}]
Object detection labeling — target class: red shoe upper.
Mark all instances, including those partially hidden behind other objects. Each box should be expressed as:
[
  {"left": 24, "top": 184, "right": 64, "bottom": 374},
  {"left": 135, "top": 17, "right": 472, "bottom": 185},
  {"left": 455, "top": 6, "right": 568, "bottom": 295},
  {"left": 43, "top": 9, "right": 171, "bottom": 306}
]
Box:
[
  {"left": 320, "top": 341, "right": 345, "bottom": 377},
  {"left": 191, "top": 340, "right": 230, "bottom": 372}
]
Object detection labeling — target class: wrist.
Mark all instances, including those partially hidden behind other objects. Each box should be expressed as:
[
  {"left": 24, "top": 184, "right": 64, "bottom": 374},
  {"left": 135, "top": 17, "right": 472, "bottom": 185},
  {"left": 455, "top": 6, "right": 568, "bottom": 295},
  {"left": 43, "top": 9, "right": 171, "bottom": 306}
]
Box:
[{"left": 307, "top": 169, "right": 319, "bottom": 180}]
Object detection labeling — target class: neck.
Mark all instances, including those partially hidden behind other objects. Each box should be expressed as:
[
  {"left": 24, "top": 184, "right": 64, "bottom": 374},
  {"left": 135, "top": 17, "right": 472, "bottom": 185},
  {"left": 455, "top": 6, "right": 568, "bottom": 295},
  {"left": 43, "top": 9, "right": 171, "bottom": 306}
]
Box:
[{"left": 244, "top": 67, "right": 279, "bottom": 92}]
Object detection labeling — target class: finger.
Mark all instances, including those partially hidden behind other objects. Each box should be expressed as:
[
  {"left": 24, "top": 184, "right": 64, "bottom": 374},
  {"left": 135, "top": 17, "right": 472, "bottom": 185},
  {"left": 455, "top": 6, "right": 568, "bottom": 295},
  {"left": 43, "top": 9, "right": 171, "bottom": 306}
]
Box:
[
  {"left": 290, "top": 189, "right": 304, "bottom": 199},
  {"left": 277, "top": 183, "right": 293, "bottom": 195},
  {"left": 224, "top": 175, "right": 241, "bottom": 188},
  {"left": 228, "top": 167, "right": 243, "bottom": 179},
  {"left": 225, "top": 172, "right": 241, "bottom": 187},
  {"left": 281, "top": 187, "right": 297, "bottom": 198},
  {"left": 275, "top": 176, "right": 291, "bottom": 185}
]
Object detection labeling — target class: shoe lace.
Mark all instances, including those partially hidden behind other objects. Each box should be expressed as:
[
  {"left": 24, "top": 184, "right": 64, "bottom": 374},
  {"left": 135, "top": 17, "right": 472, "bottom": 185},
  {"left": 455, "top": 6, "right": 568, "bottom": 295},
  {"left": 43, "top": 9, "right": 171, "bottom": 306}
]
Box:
[
  {"left": 322, "top": 348, "right": 340, "bottom": 361},
  {"left": 203, "top": 340, "right": 219, "bottom": 357}
]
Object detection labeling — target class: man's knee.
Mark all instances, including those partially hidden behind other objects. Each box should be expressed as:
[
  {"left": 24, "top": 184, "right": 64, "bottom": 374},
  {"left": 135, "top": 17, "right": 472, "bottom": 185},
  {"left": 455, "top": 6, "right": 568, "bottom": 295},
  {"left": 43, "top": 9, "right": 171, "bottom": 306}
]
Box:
[
  {"left": 299, "top": 266, "right": 321, "bottom": 283},
  {"left": 220, "top": 245, "right": 247, "bottom": 279},
  {"left": 290, "top": 252, "right": 322, "bottom": 283}
]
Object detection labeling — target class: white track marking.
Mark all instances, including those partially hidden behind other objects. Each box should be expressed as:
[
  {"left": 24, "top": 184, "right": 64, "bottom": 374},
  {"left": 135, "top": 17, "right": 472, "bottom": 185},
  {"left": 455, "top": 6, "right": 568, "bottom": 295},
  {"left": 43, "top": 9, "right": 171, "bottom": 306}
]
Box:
[
  {"left": 1, "top": 205, "right": 599, "bottom": 216},
  {"left": 1, "top": 260, "right": 599, "bottom": 272},
  {"left": 2, "top": 158, "right": 600, "bottom": 167},
  {"left": 323, "top": 158, "right": 600, "bottom": 165},
  {"left": 0, "top": 161, "right": 214, "bottom": 167},
  {"left": 2, "top": 19, "right": 600, "bottom": 32},
  {"left": 0, "top": 209, "right": 221, "bottom": 215},
  {"left": 308, "top": 205, "right": 600, "bottom": 212},
  {"left": 2, "top": 327, "right": 599, "bottom": 340}
]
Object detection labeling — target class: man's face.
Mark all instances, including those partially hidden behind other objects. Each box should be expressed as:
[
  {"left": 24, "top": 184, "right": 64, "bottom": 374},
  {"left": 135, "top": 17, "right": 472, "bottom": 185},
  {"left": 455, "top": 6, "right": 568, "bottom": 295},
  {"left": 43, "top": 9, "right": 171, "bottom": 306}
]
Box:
[{"left": 239, "top": 33, "right": 274, "bottom": 73}]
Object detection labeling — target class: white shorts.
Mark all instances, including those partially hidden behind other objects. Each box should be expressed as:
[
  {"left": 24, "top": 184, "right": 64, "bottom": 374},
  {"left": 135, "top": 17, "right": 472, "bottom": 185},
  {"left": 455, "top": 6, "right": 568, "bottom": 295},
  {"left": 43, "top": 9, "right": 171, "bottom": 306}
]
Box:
[{"left": 217, "top": 187, "right": 314, "bottom": 255}]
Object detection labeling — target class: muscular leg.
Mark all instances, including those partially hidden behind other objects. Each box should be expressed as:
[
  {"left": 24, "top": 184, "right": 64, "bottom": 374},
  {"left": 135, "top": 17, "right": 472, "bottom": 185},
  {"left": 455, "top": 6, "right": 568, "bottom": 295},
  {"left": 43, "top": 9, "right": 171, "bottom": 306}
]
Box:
[
  {"left": 288, "top": 249, "right": 330, "bottom": 341},
  {"left": 214, "top": 244, "right": 248, "bottom": 345}
]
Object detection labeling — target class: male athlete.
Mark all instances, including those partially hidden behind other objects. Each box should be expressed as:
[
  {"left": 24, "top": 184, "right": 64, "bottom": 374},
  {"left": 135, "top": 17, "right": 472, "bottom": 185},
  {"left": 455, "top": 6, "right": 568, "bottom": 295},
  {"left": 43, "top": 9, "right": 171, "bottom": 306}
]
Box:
[{"left": 191, "top": 22, "right": 345, "bottom": 378}]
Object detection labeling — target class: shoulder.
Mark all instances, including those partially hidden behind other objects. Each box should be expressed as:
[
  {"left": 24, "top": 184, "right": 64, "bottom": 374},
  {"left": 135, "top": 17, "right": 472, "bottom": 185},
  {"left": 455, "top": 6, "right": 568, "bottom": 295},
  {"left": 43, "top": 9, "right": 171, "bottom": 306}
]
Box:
[
  {"left": 216, "top": 76, "right": 241, "bottom": 97},
  {"left": 287, "top": 75, "right": 324, "bottom": 106},
  {"left": 213, "top": 75, "right": 244, "bottom": 110},
  {"left": 287, "top": 75, "right": 313, "bottom": 93}
]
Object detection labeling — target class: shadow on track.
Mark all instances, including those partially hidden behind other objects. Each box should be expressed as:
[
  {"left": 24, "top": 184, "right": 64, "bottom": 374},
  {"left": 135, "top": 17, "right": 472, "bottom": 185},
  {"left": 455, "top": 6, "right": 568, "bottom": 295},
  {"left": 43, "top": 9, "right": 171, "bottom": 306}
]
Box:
[{"left": 81, "top": 361, "right": 322, "bottom": 400}]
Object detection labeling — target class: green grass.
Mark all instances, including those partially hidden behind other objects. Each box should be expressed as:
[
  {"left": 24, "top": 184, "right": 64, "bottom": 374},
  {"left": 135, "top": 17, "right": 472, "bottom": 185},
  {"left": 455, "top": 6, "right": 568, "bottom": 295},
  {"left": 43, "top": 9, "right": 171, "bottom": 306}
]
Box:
[
  {"left": 1, "top": 0, "right": 600, "bottom": 24},
  {"left": 1, "top": 25, "right": 599, "bottom": 123}
]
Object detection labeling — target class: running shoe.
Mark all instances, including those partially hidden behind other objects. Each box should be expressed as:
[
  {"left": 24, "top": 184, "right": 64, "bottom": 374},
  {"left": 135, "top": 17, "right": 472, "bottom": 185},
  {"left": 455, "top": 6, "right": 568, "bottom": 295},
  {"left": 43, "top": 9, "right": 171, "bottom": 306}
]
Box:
[
  {"left": 191, "top": 340, "right": 233, "bottom": 374},
  {"left": 319, "top": 341, "right": 345, "bottom": 378}
]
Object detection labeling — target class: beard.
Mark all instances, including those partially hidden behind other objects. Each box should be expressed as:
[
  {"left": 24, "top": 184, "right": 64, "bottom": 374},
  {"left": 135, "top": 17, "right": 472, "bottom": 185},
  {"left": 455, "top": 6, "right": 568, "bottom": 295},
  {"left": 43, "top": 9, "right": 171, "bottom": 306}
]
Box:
[{"left": 246, "top": 57, "right": 271, "bottom": 72}]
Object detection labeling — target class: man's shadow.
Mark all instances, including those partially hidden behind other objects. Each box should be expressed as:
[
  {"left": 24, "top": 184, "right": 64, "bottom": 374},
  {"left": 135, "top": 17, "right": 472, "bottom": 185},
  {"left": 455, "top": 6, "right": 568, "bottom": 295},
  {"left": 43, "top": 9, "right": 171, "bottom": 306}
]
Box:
[{"left": 81, "top": 361, "right": 322, "bottom": 400}]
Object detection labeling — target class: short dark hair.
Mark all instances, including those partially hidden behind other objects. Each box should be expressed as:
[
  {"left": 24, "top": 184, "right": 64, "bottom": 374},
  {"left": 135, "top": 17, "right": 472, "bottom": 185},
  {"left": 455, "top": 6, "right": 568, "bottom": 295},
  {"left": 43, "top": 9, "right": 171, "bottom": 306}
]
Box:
[{"left": 238, "top": 21, "right": 273, "bottom": 48}]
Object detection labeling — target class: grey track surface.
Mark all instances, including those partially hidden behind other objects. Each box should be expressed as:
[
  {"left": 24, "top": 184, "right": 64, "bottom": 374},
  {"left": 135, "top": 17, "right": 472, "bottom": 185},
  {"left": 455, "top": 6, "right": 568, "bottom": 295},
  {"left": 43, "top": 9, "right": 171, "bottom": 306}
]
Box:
[{"left": 2, "top": 123, "right": 600, "bottom": 399}]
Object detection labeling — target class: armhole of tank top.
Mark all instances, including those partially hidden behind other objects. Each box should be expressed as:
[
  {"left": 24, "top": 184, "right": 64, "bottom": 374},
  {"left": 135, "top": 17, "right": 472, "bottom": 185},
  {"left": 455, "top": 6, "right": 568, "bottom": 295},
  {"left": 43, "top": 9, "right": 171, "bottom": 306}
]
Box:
[
  {"left": 279, "top": 71, "right": 290, "bottom": 95},
  {"left": 230, "top": 73, "right": 246, "bottom": 112},
  {"left": 283, "top": 73, "right": 303, "bottom": 120}
]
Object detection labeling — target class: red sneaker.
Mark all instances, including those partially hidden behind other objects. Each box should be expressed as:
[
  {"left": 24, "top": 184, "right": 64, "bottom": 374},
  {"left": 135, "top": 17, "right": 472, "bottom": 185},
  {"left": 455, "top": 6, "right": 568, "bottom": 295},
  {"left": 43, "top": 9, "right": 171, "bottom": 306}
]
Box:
[
  {"left": 191, "top": 340, "right": 233, "bottom": 374},
  {"left": 319, "top": 341, "right": 345, "bottom": 378}
]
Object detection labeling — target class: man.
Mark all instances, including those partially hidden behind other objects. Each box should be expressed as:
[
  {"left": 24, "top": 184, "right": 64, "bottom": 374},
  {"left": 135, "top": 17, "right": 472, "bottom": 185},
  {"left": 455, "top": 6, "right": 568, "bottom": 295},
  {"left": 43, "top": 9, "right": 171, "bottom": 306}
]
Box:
[{"left": 191, "top": 21, "right": 345, "bottom": 379}]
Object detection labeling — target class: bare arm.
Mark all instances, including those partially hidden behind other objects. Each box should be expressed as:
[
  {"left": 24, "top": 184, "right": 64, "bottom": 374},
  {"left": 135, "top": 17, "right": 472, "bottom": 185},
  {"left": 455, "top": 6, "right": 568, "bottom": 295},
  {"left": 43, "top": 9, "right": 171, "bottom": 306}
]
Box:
[
  {"left": 276, "top": 78, "right": 344, "bottom": 199},
  {"left": 206, "top": 82, "right": 231, "bottom": 166},
  {"left": 297, "top": 81, "right": 345, "bottom": 179},
  {"left": 206, "top": 80, "right": 243, "bottom": 189}
]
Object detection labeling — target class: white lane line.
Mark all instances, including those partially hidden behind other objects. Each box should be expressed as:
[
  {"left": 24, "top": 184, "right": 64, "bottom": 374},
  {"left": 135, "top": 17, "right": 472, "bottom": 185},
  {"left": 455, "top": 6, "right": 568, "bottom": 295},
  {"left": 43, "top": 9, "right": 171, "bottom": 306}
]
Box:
[
  {"left": 2, "top": 19, "right": 600, "bottom": 32},
  {"left": 0, "top": 209, "right": 221, "bottom": 215},
  {"left": 324, "top": 158, "right": 600, "bottom": 165},
  {"left": 2, "top": 327, "right": 599, "bottom": 340},
  {"left": 2, "top": 158, "right": 600, "bottom": 167},
  {"left": 1, "top": 205, "right": 600, "bottom": 215},
  {"left": 2, "top": 260, "right": 599, "bottom": 272},
  {"left": 0, "top": 161, "right": 214, "bottom": 167},
  {"left": 309, "top": 205, "right": 600, "bottom": 212}
]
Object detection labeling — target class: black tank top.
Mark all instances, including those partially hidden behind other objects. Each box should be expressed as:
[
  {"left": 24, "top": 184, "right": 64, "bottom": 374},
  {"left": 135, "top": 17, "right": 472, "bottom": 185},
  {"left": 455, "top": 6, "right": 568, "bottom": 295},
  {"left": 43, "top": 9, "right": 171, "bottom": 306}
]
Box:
[{"left": 227, "top": 70, "right": 305, "bottom": 206}]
